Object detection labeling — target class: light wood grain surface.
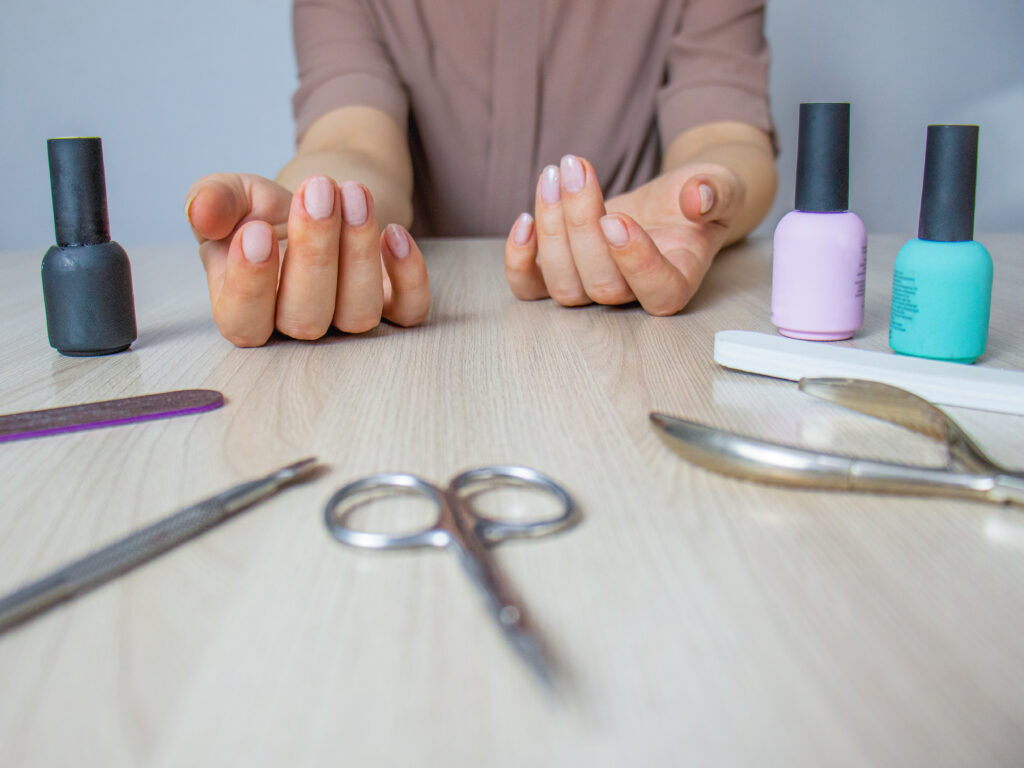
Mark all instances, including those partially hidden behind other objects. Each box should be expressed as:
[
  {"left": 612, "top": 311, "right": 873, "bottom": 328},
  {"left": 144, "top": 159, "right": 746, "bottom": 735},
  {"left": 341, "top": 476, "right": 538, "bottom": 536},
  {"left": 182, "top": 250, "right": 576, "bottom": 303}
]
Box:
[{"left": 1, "top": 235, "right": 1023, "bottom": 767}]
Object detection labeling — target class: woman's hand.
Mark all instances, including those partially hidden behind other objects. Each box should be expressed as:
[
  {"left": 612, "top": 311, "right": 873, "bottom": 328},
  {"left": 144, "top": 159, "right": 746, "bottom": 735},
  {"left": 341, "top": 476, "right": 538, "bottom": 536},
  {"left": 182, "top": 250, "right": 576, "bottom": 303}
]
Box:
[
  {"left": 185, "top": 172, "right": 430, "bottom": 347},
  {"left": 504, "top": 155, "right": 746, "bottom": 316}
]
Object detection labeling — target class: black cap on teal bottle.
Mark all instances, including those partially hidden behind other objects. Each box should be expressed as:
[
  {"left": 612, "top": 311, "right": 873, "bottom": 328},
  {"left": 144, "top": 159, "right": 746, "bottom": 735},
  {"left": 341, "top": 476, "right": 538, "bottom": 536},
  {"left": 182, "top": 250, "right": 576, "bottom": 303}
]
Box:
[{"left": 918, "top": 125, "right": 979, "bottom": 242}]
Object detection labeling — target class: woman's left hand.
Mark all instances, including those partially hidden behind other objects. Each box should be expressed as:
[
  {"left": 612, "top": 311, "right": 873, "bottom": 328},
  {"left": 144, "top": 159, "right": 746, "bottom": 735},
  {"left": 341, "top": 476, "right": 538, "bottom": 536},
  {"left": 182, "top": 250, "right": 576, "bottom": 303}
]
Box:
[{"left": 504, "top": 154, "right": 746, "bottom": 315}]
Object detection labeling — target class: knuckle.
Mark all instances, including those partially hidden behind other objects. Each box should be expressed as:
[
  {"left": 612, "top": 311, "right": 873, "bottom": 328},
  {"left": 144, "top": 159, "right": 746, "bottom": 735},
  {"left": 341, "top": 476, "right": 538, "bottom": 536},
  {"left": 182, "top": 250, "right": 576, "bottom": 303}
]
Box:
[
  {"left": 286, "top": 243, "right": 337, "bottom": 270},
  {"left": 221, "top": 328, "right": 269, "bottom": 348},
  {"left": 619, "top": 252, "right": 661, "bottom": 281},
  {"left": 538, "top": 224, "right": 564, "bottom": 240},
  {"left": 536, "top": 213, "right": 565, "bottom": 239},
  {"left": 342, "top": 244, "right": 380, "bottom": 266},
  {"left": 549, "top": 287, "right": 590, "bottom": 307},
  {"left": 277, "top": 315, "right": 331, "bottom": 340},
  {"left": 585, "top": 279, "right": 632, "bottom": 305},
  {"left": 520, "top": 289, "right": 549, "bottom": 301},
  {"left": 714, "top": 187, "right": 733, "bottom": 214},
  {"left": 222, "top": 279, "right": 271, "bottom": 305},
  {"left": 646, "top": 297, "right": 687, "bottom": 317},
  {"left": 388, "top": 306, "right": 429, "bottom": 328},
  {"left": 563, "top": 208, "right": 594, "bottom": 232},
  {"left": 335, "top": 311, "right": 382, "bottom": 334}
]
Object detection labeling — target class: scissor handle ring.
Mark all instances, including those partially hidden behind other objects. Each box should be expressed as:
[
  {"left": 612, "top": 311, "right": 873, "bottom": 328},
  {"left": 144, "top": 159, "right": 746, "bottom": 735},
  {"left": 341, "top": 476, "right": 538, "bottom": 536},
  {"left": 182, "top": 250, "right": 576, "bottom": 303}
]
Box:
[
  {"left": 323, "top": 473, "right": 450, "bottom": 550},
  {"left": 450, "top": 465, "right": 578, "bottom": 542}
]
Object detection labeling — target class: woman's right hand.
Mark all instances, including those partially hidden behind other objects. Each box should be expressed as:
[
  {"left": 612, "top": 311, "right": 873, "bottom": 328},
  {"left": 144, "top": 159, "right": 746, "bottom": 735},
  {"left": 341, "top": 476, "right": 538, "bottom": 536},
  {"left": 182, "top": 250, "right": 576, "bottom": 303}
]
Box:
[{"left": 185, "top": 173, "right": 430, "bottom": 347}]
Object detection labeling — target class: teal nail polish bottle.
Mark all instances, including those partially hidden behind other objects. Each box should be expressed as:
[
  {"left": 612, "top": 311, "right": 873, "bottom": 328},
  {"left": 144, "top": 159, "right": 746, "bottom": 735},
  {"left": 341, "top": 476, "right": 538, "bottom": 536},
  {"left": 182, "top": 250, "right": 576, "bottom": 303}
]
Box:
[{"left": 890, "top": 125, "right": 991, "bottom": 364}]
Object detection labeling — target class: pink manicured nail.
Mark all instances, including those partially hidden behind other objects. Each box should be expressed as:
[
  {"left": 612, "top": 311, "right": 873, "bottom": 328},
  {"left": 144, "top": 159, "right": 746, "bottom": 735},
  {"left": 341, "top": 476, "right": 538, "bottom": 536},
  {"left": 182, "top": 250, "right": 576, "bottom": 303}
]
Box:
[
  {"left": 560, "top": 155, "right": 585, "bottom": 194},
  {"left": 513, "top": 212, "right": 533, "bottom": 246},
  {"left": 241, "top": 223, "right": 272, "bottom": 264},
  {"left": 385, "top": 223, "right": 410, "bottom": 258},
  {"left": 303, "top": 176, "right": 335, "bottom": 220},
  {"left": 340, "top": 181, "right": 368, "bottom": 226},
  {"left": 600, "top": 215, "right": 629, "bottom": 247},
  {"left": 541, "top": 165, "right": 561, "bottom": 204},
  {"left": 698, "top": 183, "right": 714, "bottom": 215}
]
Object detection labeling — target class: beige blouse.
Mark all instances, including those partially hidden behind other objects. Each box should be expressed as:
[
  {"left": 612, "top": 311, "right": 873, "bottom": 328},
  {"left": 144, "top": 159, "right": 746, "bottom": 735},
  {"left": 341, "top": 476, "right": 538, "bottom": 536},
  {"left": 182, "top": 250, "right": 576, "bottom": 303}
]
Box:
[{"left": 292, "top": 0, "right": 774, "bottom": 236}]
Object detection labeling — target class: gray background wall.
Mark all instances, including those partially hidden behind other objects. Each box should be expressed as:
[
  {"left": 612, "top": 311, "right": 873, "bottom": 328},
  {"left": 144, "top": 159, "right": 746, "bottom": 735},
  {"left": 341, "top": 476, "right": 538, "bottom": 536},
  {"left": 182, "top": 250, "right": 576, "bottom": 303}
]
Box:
[{"left": 2, "top": 0, "right": 1022, "bottom": 252}]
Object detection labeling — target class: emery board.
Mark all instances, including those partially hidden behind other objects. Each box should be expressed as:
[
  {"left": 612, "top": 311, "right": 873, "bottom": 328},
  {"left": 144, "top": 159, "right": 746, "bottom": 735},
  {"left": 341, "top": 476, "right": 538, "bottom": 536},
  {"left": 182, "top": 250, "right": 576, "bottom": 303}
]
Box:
[
  {"left": 0, "top": 390, "right": 224, "bottom": 443},
  {"left": 714, "top": 331, "right": 1024, "bottom": 416}
]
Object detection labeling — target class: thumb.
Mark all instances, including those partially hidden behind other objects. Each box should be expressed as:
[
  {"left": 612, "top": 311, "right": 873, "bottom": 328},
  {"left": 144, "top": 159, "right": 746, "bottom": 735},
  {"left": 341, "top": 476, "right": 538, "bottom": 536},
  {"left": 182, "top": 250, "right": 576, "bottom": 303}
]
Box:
[
  {"left": 678, "top": 167, "right": 745, "bottom": 226},
  {"left": 185, "top": 173, "right": 293, "bottom": 243}
]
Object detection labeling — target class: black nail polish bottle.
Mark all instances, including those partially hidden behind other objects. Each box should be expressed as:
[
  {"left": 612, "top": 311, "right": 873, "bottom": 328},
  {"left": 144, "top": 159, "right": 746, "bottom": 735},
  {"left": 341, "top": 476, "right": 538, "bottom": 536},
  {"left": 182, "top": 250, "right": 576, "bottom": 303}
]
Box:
[{"left": 42, "top": 137, "right": 137, "bottom": 356}]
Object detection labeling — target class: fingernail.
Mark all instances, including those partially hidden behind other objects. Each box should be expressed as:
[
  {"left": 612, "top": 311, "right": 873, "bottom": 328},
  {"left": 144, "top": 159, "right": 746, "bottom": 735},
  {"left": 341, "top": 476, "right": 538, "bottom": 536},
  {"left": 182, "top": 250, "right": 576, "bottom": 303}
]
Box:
[
  {"left": 184, "top": 192, "right": 197, "bottom": 224},
  {"left": 600, "top": 215, "right": 629, "bottom": 248},
  {"left": 340, "top": 181, "right": 368, "bottom": 226},
  {"left": 541, "top": 165, "right": 561, "bottom": 205},
  {"left": 560, "top": 155, "right": 585, "bottom": 194},
  {"left": 241, "top": 223, "right": 272, "bottom": 264},
  {"left": 385, "top": 223, "right": 410, "bottom": 258},
  {"left": 698, "top": 183, "right": 714, "bottom": 215},
  {"left": 513, "top": 212, "right": 533, "bottom": 246},
  {"left": 303, "top": 176, "right": 335, "bottom": 220}
]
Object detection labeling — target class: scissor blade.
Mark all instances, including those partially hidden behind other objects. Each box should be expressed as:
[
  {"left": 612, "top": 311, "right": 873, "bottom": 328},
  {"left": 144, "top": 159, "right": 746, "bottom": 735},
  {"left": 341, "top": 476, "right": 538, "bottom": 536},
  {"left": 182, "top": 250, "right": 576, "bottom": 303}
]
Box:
[
  {"left": 499, "top": 617, "right": 560, "bottom": 696},
  {"left": 649, "top": 412, "right": 856, "bottom": 490},
  {"left": 450, "top": 529, "right": 563, "bottom": 697},
  {"left": 798, "top": 378, "right": 1000, "bottom": 474}
]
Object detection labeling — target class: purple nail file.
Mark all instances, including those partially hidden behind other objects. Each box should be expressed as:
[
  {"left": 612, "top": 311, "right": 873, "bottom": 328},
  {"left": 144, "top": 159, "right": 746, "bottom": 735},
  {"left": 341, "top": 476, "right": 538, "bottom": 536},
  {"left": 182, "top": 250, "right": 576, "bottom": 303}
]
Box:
[{"left": 0, "top": 390, "right": 224, "bottom": 443}]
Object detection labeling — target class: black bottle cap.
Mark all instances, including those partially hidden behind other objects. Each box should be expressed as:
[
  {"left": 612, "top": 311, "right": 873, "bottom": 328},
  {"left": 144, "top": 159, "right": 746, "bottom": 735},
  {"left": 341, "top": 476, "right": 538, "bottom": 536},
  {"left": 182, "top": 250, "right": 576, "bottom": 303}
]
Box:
[
  {"left": 47, "top": 137, "right": 111, "bottom": 246},
  {"left": 794, "top": 102, "right": 850, "bottom": 212},
  {"left": 918, "top": 125, "right": 979, "bottom": 242}
]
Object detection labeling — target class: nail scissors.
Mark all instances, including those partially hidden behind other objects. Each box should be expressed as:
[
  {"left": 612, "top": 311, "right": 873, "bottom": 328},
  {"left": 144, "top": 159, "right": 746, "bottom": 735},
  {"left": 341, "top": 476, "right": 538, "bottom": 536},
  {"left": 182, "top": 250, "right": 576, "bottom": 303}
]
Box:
[
  {"left": 323, "top": 465, "right": 579, "bottom": 691},
  {"left": 651, "top": 378, "right": 1024, "bottom": 507}
]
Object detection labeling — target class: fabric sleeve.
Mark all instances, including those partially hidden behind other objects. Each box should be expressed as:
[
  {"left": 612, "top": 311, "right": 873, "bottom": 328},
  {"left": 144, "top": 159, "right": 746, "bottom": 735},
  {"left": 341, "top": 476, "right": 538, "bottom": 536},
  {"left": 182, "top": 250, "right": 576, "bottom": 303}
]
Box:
[
  {"left": 657, "top": 0, "right": 776, "bottom": 151},
  {"left": 291, "top": 0, "right": 409, "bottom": 143}
]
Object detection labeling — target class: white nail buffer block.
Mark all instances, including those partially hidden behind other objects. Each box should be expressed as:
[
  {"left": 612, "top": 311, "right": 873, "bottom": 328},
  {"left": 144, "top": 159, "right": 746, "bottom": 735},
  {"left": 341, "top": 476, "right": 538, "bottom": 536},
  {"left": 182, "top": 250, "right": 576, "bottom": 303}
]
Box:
[{"left": 714, "top": 330, "right": 1024, "bottom": 416}]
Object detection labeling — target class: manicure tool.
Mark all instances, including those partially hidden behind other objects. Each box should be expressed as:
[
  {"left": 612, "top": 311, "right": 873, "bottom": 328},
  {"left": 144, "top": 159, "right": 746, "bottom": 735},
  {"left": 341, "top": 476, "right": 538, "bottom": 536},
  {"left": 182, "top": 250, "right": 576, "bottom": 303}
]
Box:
[
  {"left": 0, "top": 389, "right": 224, "bottom": 443},
  {"left": 324, "top": 465, "right": 579, "bottom": 692},
  {"left": 714, "top": 330, "right": 1024, "bottom": 415},
  {"left": 0, "top": 457, "right": 319, "bottom": 634},
  {"left": 650, "top": 378, "right": 1024, "bottom": 507}
]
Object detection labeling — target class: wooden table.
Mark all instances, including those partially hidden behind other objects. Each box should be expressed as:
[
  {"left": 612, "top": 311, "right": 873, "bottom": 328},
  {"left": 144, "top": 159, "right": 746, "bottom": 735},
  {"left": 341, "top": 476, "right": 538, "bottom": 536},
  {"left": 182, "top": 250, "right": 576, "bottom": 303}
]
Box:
[{"left": 1, "top": 236, "right": 1023, "bottom": 767}]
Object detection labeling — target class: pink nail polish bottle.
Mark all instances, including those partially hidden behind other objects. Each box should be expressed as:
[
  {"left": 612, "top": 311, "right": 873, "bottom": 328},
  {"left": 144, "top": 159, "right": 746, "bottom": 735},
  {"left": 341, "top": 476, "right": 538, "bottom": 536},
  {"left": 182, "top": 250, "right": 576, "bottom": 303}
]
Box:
[{"left": 771, "top": 103, "right": 866, "bottom": 340}]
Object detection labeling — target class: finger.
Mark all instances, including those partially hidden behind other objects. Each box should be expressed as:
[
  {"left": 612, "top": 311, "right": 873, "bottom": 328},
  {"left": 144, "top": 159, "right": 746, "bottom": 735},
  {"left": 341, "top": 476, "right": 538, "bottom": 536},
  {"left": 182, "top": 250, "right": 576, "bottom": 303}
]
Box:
[
  {"left": 333, "top": 182, "right": 385, "bottom": 333},
  {"left": 274, "top": 176, "right": 342, "bottom": 339},
  {"left": 559, "top": 155, "right": 633, "bottom": 304},
  {"left": 504, "top": 213, "right": 548, "bottom": 300},
  {"left": 678, "top": 167, "right": 744, "bottom": 227},
  {"left": 213, "top": 221, "right": 281, "bottom": 347},
  {"left": 185, "top": 173, "right": 292, "bottom": 244},
  {"left": 199, "top": 239, "right": 229, "bottom": 309},
  {"left": 534, "top": 165, "right": 589, "bottom": 306},
  {"left": 188, "top": 174, "right": 292, "bottom": 335},
  {"left": 381, "top": 224, "right": 430, "bottom": 327},
  {"left": 600, "top": 214, "right": 703, "bottom": 316}
]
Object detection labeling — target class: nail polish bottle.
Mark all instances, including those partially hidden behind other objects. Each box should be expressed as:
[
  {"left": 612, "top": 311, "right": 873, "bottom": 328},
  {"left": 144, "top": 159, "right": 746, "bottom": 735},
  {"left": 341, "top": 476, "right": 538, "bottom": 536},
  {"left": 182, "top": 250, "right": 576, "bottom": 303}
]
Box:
[
  {"left": 771, "top": 103, "right": 866, "bottom": 340},
  {"left": 42, "top": 137, "right": 137, "bottom": 356},
  {"left": 889, "top": 125, "right": 991, "bottom": 364}
]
